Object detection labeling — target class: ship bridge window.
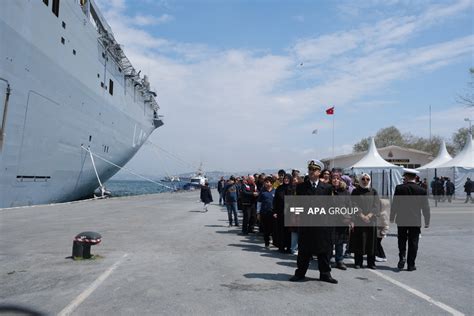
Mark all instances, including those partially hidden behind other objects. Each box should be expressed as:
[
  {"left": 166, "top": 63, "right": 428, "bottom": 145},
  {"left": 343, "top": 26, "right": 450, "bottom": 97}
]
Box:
[
  {"left": 109, "top": 79, "right": 114, "bottom": 95},
  {"left": 52, "top": 0, "right": 60, "bottom": 17}
]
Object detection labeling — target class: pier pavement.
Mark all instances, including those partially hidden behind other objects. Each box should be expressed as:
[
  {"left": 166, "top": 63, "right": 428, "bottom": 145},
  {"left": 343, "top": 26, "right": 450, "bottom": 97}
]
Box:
[{"left": 0, "top": 190, "right": 473, "bottom": 315}]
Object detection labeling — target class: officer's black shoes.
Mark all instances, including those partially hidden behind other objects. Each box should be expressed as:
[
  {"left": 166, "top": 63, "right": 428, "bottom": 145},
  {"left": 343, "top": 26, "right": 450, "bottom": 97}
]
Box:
[
  {"left": 367, "top": 265, "right": 376, "bottom": 270},
  {"left": 354, "top": 265, "right": 361, "bottom": 269},
  {"left": 289, "top": 275, "right": 306, "bottom": 282},
  {"left": 397, "top": 259, "right": 406, "bottom": 270},
  {"left": 320, "top": 273, "right": 338, "bottom": 284},
  {"left": 407, "top": 265, "right": 417, "bottom": 271},
  {"left": 336, "top": 262, "right": 347, "bottom": 270}
]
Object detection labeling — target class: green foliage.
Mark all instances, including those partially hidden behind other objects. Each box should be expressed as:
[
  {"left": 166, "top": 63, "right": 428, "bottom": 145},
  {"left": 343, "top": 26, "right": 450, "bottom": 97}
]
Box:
[{"left": 353, "top": 126, "right": 470, "bottom": 155}]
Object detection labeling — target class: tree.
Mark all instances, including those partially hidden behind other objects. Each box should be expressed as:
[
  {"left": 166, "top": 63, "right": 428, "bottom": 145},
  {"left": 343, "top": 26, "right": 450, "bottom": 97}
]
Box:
[
  {"left": 451, "top": 127, "right": 470, "bottom": 153},
  {"left": 353, "top": 126, "right": 404, "bottom": 152},
  {"left": 457, "top": 68, "right": 474, "bottom": 107},
  {"left": 353, "top": 126, "right": 460, "bottom": 156},
  {"left": 353, "top": 137, "right": 370, "bottom": 152}
]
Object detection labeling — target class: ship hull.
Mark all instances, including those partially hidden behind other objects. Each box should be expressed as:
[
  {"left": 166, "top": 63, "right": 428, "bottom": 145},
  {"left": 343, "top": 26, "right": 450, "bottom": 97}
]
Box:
[{"left": 0, "top": 1, "right": 160, "bottom": 208}]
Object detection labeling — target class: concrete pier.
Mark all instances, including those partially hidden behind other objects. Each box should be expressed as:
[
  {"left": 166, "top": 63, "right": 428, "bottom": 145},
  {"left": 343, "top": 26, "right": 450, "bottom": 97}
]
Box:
[{"left": 1, "top": 190, "right": 472, "bottom": 315}]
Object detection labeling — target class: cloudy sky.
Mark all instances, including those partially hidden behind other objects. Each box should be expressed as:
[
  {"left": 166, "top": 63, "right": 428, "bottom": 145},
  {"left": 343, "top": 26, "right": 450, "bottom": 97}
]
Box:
[{"left": 96, "top": 0, "right": 473, "bottom": 176}]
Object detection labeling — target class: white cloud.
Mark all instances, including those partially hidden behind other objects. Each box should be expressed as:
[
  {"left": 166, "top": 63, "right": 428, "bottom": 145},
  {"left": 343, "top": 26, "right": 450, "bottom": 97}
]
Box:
[
  {"left": 94, "top": 0, "right": 472, "bottom": 173},
  {"left": 130, "top": 14, "right": 174, "bottom": 26},
  {"left": 400, "top": 106, "right": 474, "bottom": 138}
]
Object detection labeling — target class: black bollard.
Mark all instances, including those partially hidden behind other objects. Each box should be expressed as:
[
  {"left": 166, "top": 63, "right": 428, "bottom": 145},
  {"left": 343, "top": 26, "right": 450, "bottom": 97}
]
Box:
[
  {"left": 72, "top": 231, "right": 102, "bottom": 260},
  {"left": 72, "top": 240, "right": 84, "bottom": 258}
]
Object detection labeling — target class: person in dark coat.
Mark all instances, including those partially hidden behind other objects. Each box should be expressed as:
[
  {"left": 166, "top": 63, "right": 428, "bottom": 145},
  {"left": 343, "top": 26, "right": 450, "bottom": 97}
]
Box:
[
  {"left": 350, "top": 173, "right": 381, "bottom": 269},
  {"left": 217, "top": 177, "right": 226, "bottom": 205},
  {"left": 257, "top": 176, "right": 276, "bottom": 248},
  {"left": 445, "top": 178, "right": 455, "bottom": 203},
  {"left": 289, "top": 159, "right": 337, "bottom": 284},
  {"left": 273, "top": 174, "right": 294, "bottom": 252},
  {"left": 240, "top": 175, "right": 259, "bottom": 235},
  {"left": 200, "top": 182, "right": 213, "bottom": 212},
  {"left": 390, "top": 168, "right": 430, "bottom": 271},
  {"left": 464, "top": 177, "right": 473, "bottom": 203},
  {"left": 433, "top": 177, "right": 444, "bottom": 202}
]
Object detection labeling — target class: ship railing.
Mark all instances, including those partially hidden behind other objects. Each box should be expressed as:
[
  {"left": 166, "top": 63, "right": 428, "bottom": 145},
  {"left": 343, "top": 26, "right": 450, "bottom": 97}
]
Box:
[{"left": 84, "top": 0, "right": 161, "bottom": 110}]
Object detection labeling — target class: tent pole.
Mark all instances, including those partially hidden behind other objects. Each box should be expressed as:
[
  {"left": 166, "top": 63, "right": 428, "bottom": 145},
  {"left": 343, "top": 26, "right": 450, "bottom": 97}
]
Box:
[
  {"left": 434, "top": 168, "right": 438, "bottom": 207},
  {"left": 389, "top": 169, "right": 392, "bottom": 201},
  {"left": 370, "top": 171, "right": 373, "bottom": 189},
  {"left": 382, "top": 170, "right": 385, "bottom": 197}
]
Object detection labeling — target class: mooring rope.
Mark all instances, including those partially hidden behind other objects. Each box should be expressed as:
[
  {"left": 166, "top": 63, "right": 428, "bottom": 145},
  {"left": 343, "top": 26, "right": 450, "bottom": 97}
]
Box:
[
  {"left": 81, "top": 145, "right": 175, "bottom": 191},
  {"left": 86, "top": 146, "right": 105, "bottom": 196}
]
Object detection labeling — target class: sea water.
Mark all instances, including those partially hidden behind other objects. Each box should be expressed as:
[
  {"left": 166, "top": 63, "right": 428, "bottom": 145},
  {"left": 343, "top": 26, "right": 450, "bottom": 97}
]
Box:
[{"left": 104, "top": 180, "right": 217, "bottom": 197}]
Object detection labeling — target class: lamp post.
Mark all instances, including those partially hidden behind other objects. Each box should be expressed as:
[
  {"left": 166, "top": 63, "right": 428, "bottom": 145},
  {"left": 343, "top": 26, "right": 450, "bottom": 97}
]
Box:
[{"left": 465, "top": 118, "right": 472, "bottom": 135}]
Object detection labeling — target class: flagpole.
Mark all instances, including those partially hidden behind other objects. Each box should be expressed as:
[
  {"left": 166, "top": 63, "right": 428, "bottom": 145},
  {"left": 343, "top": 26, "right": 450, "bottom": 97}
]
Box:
[
  {"left": 429, "top": 105, "right": 432, "bottom": 143},
  {"left": 332, "top": 111, "right": 335, "bottom": 170}
]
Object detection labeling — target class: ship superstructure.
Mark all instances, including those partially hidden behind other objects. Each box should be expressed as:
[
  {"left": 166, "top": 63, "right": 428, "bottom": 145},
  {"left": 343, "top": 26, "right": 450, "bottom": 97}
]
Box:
[{"left": 0, "top": 0, "right": 163, "bottom": 207}]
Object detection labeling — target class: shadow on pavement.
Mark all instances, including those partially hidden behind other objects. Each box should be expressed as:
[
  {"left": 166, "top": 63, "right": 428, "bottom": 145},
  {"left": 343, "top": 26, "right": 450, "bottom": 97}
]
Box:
[
  {"left": 275, "top": 261, "right": 297, "bottom": 268},
  {"left": 374, "top": 265, "right": 402, "bottom": 272},
  {"left": 227, "top": 243, "right": 265, "bottom": 253},
  {"left": 243, "top": 272, "right": 299, "bottom": 281}
]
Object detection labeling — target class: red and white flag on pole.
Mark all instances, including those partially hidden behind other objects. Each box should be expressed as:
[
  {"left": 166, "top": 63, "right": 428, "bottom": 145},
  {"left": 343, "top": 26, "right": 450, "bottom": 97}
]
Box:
[{"left": 326, "top": 106, "right": 335, "bottom": 115}]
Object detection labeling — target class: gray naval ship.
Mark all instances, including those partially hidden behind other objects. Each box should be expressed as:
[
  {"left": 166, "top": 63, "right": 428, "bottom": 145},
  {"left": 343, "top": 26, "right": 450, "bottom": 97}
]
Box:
[{"left": 0, "top": 0, "right": 163, "bottom": 208}]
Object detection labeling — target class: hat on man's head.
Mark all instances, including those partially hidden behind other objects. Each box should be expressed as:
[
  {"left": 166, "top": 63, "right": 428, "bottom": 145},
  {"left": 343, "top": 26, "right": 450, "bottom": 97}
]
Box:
[
  {"left": 307, "top": 159, "right": 324, "bottom": 171},
  {"left": 403, "top": 168, "right": 419, "bottom": 176},
  {"left": 229, "top": 175, "right": 236, "bottom": 181}
]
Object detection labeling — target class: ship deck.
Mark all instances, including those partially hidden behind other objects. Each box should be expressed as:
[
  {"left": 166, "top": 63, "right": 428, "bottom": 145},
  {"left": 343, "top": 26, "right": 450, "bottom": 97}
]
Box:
[{"left": 1, "top": 191, "right": 472, "bottom": 315}]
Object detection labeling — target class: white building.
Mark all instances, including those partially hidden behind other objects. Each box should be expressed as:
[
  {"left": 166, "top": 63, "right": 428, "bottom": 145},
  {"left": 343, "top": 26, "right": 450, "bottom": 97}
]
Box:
[{"left": 322, "top": 145, "right": 434, "bottom": 169}]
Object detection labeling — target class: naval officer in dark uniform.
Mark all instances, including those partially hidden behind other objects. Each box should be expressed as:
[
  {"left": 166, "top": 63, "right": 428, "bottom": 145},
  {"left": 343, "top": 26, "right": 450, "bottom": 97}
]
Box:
[
  {"left": 390, "top": 168, "right": 430, "bottom": 271},
  {"left": 289, "top": 159, "right": 337, "bottom": 284}
]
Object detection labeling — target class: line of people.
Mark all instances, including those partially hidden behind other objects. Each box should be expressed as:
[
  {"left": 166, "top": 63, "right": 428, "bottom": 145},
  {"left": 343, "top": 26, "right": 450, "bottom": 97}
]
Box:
[{"left": 211, "top": 159, "right": 430, "bottom": 284}]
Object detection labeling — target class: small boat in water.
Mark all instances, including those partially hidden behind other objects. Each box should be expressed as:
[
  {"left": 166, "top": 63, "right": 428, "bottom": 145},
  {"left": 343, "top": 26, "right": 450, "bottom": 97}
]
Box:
[
  {"left": 182, "top": 164, "right": 207, "bottom": 190},
  {"left": 162, "top": 175, "right": 181, "bottom": 182}
]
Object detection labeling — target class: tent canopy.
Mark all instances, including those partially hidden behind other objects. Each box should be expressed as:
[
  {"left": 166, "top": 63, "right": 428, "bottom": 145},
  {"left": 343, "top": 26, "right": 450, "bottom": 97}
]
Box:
[
  {"left": 347, "top": 137, "right": 403, "bottom": 197},
  {"left": 417, "top": 140, "right": 452, "bottom": 170},
  {"left": 435, "top": 135, "right": 474, "bottom": 197},
  {"left": 438, "top": 135, "right": 473, "bottom": 168},
  {"left": 351, "top": 137, "right": 400, "bottom": 168}
]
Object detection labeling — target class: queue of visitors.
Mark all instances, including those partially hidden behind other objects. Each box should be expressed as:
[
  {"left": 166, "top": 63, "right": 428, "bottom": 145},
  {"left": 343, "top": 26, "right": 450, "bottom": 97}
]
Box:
[{"left": 207, "top": 160, "right": 431, "bottom": 284}]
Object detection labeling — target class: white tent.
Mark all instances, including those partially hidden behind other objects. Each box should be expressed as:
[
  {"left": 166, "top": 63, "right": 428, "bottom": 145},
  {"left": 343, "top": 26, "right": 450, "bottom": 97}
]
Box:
[
  {"left": 417, "top": 141, "right": 452, "bottom": 186},
  {"left": 346, "top": 137, "right": 403, "bottom": 197},
  {"left": 418, "top": 140, "right": 452, "bottom": 170},
  {"left": 434, "top": 135, "right": 474, "bottom": 196}
]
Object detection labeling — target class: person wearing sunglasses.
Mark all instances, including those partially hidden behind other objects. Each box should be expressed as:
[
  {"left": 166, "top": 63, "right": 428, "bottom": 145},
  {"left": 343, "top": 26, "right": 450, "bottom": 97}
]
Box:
[
  {"left": 319, "top": 169, "right": 331, "bottom": 183},
  {"left": 350, "top": 173, "right": 381, "bottom": 269}
]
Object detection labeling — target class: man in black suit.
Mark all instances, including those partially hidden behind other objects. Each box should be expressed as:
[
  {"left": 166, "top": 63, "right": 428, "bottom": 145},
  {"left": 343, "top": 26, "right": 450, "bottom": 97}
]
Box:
[
  {"left": 289, "top": 159, "right": 337, "bottom": 284},
  {"left": 390, "top": 168, "right": 430, "bottom": 271}
]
